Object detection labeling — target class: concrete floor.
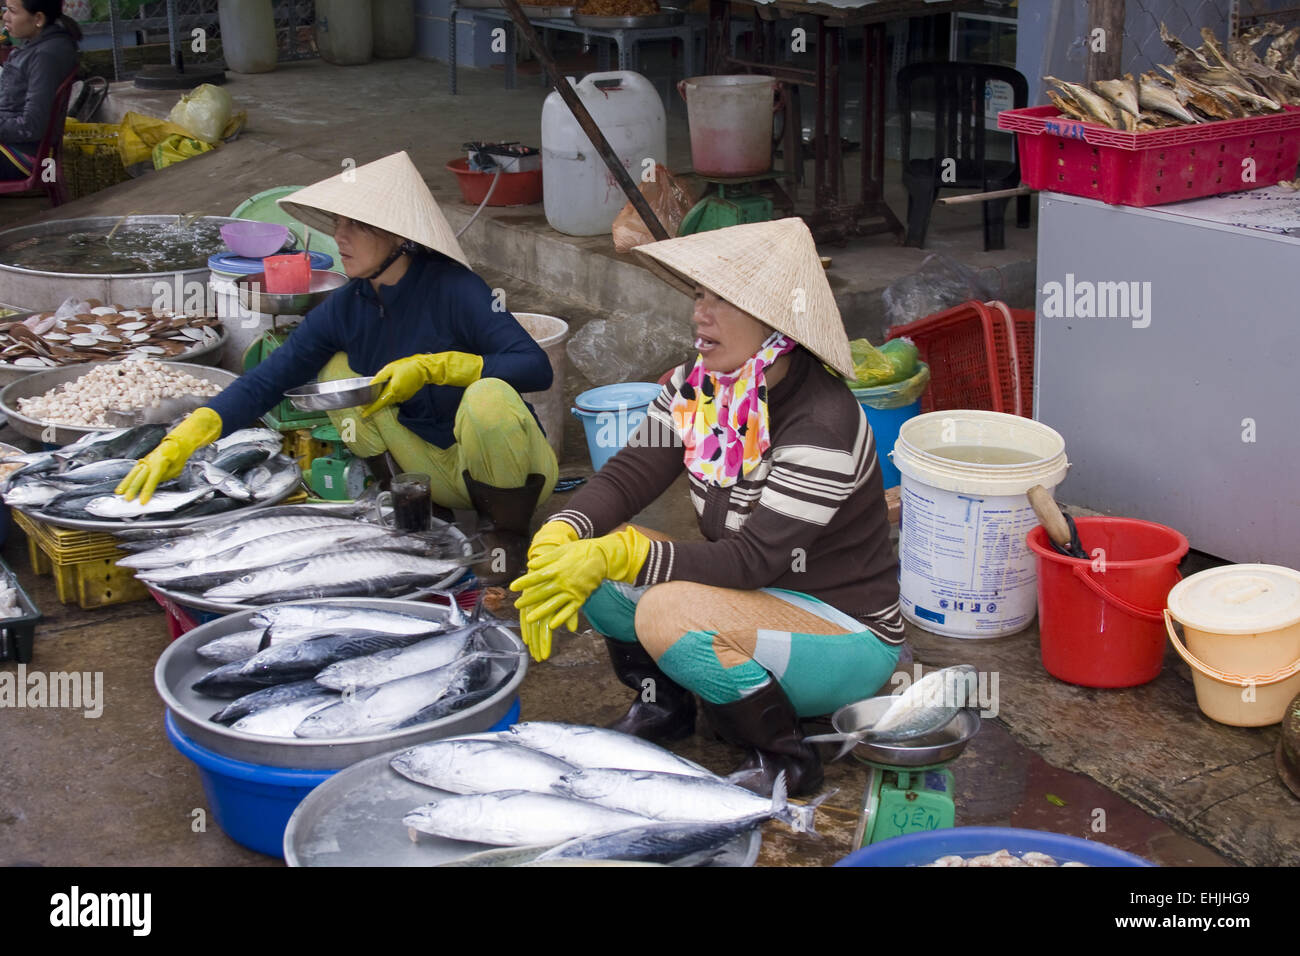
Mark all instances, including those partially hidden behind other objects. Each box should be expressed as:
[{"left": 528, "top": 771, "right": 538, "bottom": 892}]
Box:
[{"left": 0, "top": 55, "right": 1294, "bottom": 868}]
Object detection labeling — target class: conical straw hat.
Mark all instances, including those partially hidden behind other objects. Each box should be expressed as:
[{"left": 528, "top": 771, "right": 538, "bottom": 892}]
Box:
[
  {"left": 633, "top": 218, "right": 853, "bottom": 378},
  {"left": 278, "top": 151, "right": 469, "bottom": 268}
]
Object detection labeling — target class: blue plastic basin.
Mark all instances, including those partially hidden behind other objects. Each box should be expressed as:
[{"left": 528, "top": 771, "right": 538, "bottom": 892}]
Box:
[
  {"left": 835, "top": 826, "right": 1156, "bottom": 867},
  {"left": 164, "top": 698, "right": 523, "bottom": 858}
]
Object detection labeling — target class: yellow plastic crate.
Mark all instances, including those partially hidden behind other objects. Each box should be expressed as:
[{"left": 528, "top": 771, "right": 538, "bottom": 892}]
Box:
[
  {"left": 13, "top": 511, "right": 120, "bottom": 564},
  {"left": 16, "top": 513, "right": 150, "bottom": 609},
  {"left": 282, "top": 428, "right": 334, "bottom": 474}
]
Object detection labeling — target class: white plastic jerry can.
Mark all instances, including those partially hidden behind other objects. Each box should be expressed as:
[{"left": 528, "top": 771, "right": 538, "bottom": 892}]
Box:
[{"left": 541, "top": 71, "right": 667, "bottom": 237}]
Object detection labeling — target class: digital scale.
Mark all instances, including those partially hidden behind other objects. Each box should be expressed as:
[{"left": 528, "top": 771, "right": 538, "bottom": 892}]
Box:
[{"left": 827, "top": 696, "right": 980, "bottom": 848}]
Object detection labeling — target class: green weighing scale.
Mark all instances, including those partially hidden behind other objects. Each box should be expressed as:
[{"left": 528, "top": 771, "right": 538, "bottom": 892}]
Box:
[
  {"left": 824, "top": 696, "right": 981, "bottom": 848},
  {"left": 678, "top": 173, "right": 793, "bottom": 236},
  {"left": 303, "top": 424, "right": 372, "bottom": 501}
]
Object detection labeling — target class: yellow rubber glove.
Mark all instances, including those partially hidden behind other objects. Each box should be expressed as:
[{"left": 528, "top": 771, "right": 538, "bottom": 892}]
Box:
[
  {"left": 515, "top": 521, "right": 580, "bottom": 663},
  {"left": 361, "top": 352, "right": 484, "bottom": 418},
  {"left": 510, "top": 527, "right": 652, "bottom": 660},
  {"left": 115, "top": 407, "right": 223, "bottom": 505}
]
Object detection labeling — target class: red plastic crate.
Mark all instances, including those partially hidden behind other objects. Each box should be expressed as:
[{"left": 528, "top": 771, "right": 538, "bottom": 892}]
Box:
[
  {"left": 999, "top": 104, "right": 1300, "bottom": 206},
  {"left": 886, "top": 301, "right": 1034, "bottom": 417}
]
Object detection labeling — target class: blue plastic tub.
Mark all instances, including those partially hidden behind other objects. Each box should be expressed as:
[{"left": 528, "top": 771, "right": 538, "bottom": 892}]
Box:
[
  {"left": 850, "top": 362, "right": 928, "bottom": 490},
  {"left": 835, "top": 826, "right": 1156, "bottom": 867},
  {"left": 164, "top": 698, "right": 523, "bottom": 858},
  {"left": 571, "top": 382, "right": 662, "bottom": 471}
]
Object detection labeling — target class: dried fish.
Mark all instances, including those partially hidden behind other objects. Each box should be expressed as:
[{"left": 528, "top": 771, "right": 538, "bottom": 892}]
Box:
[
  {"left": 1094, "top": 74, "right": 1140, "bottom": 117},
  {"left": 1044, "top": 75, "right": 1121, "bottom": 128}
]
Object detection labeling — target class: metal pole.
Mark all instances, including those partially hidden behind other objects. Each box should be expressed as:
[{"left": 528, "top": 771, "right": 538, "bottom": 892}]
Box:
[
  {"left": 166, "top": 0, "right": 181, "bottom": 71},
  {"left": 109, "top": 0, "right": 124, "bottom": 82},
  {"left": 499, "top": 0, "right": 669, "bottom": 239}
]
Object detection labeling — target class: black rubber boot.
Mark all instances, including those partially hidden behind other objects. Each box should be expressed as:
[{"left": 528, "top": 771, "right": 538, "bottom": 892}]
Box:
[
  {"left": 698, "top": 680, "right": 823, "bottom": 798},
  {"left": 462, "top": 471, "right": 545, "bottom": 586},
  {"left": 605, "top": 638, "right": 696, "bottom": 742}
]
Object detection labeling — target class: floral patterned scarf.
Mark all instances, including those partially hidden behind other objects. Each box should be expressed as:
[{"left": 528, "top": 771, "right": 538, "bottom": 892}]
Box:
[{"left": 670, "top": 332, "right": 796, "bottom": 487}]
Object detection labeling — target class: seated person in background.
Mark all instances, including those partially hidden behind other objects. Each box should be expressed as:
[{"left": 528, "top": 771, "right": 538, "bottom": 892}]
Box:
[{"left": 0, "top": 0, "right": 80, "bottom": 181}]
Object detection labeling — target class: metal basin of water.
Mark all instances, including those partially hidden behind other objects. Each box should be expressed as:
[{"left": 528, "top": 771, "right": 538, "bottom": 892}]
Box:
[{"left": 0, "top": 215, "right": 242, "bottom": 309}]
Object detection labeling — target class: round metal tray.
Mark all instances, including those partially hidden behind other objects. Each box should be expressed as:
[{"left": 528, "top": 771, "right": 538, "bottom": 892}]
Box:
[
  {"left": 0, "top": 360, "right": 239, "bottom": 445},
  {"left": 285, "top": 377, "right": 380, "bottom": 412},
  {"left": 143, "top": 516, "right": 475, "bottom": 612},
  {"left": 236, "top": 269, "right": 349, "bottom": 317},
  {"left": 156, "top": 597, "right": 527, "bottom": 771},
  {"left": 0, "top": 317, "right": 228, "bottom": 386},
  {"left": 572, "top": 11, "right": 683, "bottom": 28},
  {"left": 284, "top": 744, "right": 760, "bottom": 866},
  {"left": 831, "top": 696, "right": 981, "bottom": 768}
]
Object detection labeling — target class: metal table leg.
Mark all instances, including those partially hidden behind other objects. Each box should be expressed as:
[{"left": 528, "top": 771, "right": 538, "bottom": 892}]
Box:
[
  {"left": 109, "top": 0, "right": 124, "bottom": 82},
  {"left": 506, "top": 19, "right": 517, "bottom": 90},
  {"left": 449, "top": 0, "right": 458, "bottom": 94}
]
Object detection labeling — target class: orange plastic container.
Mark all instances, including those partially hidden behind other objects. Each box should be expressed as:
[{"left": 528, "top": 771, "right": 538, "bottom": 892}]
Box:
[{"left": 263, "top": 252, "right": 311, "bottom": 293}]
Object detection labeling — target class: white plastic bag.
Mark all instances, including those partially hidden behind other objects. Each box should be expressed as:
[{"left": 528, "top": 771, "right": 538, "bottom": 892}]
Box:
[{"left": 168, "top": 84, "right": 233, "bottom": 144}]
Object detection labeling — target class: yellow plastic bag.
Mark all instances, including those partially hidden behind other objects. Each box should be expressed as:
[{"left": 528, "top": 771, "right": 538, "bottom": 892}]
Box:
[
  {"left": 118, "top": 111, "right": 194, "bottom": 167},
  {"left": 168, "top": 84, "right": 233, "bottom": 144},
  {"left": 152, "top": 133, "right": 215, "bottom": 170}
]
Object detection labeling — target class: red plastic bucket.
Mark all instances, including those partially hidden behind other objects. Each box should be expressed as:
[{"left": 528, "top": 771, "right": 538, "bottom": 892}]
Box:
[{"left": 1027, "top": 517, "right": 1188, "bottom": 688}]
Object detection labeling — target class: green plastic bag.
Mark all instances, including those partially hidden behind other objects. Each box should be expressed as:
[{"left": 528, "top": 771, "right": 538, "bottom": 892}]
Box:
[
  {"left": 151, "top": 133, "right": 214, "bottom": 170},
  {"left": 847, "top": 337, "right": 919, "bottom": 388}
]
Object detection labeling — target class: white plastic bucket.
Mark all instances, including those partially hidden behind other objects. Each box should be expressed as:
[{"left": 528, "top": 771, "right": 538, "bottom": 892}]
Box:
[
  {"left": 678, "top": 75, "right": 779, "bottom": 177},
  {"left": 513, "top": 312, "right": 569, "bottom": 462},
  {"left": 893, "top": 410, "right": 1069, "bottom": 638}
]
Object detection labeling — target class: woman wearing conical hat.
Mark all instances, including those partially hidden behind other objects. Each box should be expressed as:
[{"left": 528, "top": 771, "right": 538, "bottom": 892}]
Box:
[
  {"left": 511, "top": 218, "right": 903, "bottom": 798},
  {"left": 117, "top": 152, "right": 558, "bottom": 575}
]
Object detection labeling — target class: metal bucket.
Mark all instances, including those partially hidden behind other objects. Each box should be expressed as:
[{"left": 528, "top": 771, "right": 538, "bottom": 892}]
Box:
[
  {"left": 155, "top": 597, "right": 527, "bottom": 770},
  {"left": 0, "top": 215, "right": 241, "bottom": 309}
]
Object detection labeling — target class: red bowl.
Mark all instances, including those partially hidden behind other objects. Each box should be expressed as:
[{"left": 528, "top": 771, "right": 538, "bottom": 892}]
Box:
[{"left": 446, "top": 158, "right": 542, "bottom": 207}]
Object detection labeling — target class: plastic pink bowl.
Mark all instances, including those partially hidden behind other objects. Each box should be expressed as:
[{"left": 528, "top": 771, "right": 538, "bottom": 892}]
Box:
[{"left": 221, "top": 221, "right": 290, "bottom": 258}]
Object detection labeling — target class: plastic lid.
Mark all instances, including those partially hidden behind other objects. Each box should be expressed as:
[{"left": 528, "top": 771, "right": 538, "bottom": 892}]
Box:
[
  {"left": 207, "top": 251, "right": 335, "bottom": 275},
  {"left": 574, "top": 382, "right": 663, "bottom": 412},
  {"left": 1167, "top": 564, "right": 1300, "bottom": 635}
]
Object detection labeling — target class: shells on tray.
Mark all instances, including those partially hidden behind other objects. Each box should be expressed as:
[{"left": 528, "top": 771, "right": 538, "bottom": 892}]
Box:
[{"left": 0, "top": 307, "right": 223, "bottom": 370}]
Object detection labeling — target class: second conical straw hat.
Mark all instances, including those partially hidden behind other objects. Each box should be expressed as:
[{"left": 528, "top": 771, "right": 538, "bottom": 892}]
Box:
[
  {"left": 278, "top": 151, "right": 469, "bottom": 268},
  {"left": 633, "top": 218, "right": 853, "bottom": 378}
]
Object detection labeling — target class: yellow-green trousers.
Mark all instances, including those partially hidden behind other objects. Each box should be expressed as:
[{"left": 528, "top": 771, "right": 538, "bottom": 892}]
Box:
[{"left": 320, "top": 353, "right": 558, "bottom": 510}]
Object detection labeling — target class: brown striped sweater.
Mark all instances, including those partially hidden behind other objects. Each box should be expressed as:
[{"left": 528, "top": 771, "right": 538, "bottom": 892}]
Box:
[{"left": 551, "top": 347, "right": 903, "bottom": 643}]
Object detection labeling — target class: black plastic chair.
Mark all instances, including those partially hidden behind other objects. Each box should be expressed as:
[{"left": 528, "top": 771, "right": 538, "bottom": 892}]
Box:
[{"left": 897, "top": 62, "right": 1030, "bottom": 250}]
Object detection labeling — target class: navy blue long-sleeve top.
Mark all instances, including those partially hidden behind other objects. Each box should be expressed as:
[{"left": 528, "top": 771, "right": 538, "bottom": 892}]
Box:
[{"left": 206, "top": 252, "right": 553, "bottom": 449}]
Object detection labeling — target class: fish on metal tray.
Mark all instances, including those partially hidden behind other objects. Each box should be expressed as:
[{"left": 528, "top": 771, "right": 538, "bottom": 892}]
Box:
[
  {"left": 196, "top": 624, "right": 320, "bottom": 665},
  {"left": 118, "top": 515, "right": 366, "bottom": 569},
  {"left": 314, "top": 610, "right": 488, "bottom": 691},
  {"left": 201, "top": 549, "right": 469, "bottom": 604},
  {"left": 243, "top": 455, "right": 304, "bottom": 502},
  {"left": 210, "top": 678, "right": 332, "bottom": 724},
  {"left": 871, "top": 663, "right": 979, "bottom": 737},
  {"left": 191, "top": 628, "right": 439, "bottom": 698},
  {"left": 536, "top": 815, "right": 767, "bottom": 865},
  {"left": 250, "top": 598, "right": 465, "bottom": 634},
  {"left": 504, "top": 722, "right": 718, "bottom": 779},
  {"left": 552, "top": 767, "right": 825, "bottom": 833},
  {"left": 135, "top": 524, "right": 398, "bottom": 590},
  {"left": 294, "top": 650, "right": 519, "bottom": 738},
  {"left": 403, "top": 790, "right": 658, "bottom": 847},
  {"left": 390, "top": 738, "right": 578, "bottom": 795},
  {"left": 231, "top": 690, "right": 341, "bottom": 737}
]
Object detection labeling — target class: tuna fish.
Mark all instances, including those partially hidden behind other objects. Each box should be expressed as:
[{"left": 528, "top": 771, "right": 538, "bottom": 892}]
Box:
[
  {"left": 403, "top": 791, "right": 658, "bottom": 847},
  {"left": 390, "top": 738, "right": 578, "bottom": 795},
  {"left": 504, "top": 722, "right": 718, "bottom": 779}
]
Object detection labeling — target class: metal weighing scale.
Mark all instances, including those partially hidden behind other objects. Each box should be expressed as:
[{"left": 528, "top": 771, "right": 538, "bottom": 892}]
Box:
[
  {"left": 679, "top": 173, "right": 795, "bottom": 236},
  {"left": 827, "top": 696, "right": 981, "bottom": 848},
  {"left": 303, "top": 424, "right": 372, "bottom": 501}
]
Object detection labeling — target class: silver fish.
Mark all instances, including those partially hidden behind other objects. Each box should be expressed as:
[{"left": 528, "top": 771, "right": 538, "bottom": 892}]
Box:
[
  {"left": 118, "top": 515, "right": 365, "bottom": 569},
  {"left": 231, "top": 692, "right": 340, "bottom": 737},
  {"left": 208, "top": 428, "right": 283, "bottom": 454},
  {"left": 553, "top": 767, "right": 822, "bottom": 833},
  {"left": 244, "top": 455, "right": 303, "bottom": 501},
  {"left": 294, "top": 651, "right": 514, "bottom": 738},
  {"left": 314, "top": 622, "right": 487, "bottom": 691},
  {"left": 210, "top": 679, "right": 332, "bottom": 723},
  {"left": 872, "top": 664, "right": 978, "bottom": 736},
  {"left": 403, "top": 790, "right": 658, "bottom": 847},
  {"left": 3, "top": 482, "right": 63, "bottom": 507},
  {"left": 250, "top": 600, "right": 463, "bottom": 634},
  {"left": 196, "top": 625, "right": 319, "bottom": 665},
  {"left": 391, "top": 738, "right": 578, "bottom": 795},
  {"left": 202, "top": 549, "right": 468, "bottom": 603},
  {"left": 84, "top": 486, "right": 213, "bottom": 518},
  {"left": 536, "top": 815, "right": 768, "bottom": 865},
  {"left": 505, "top": 722, "right": 717, "bottom": 779},
  {"left": 192, "top": 629, "right": 438, "bottom": 698},
  {"left": 46, "top": 458, "right": 137, "bottom": 485},
  {"left": 135, "top": 524, "right": 396, "bottom": 588}
]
